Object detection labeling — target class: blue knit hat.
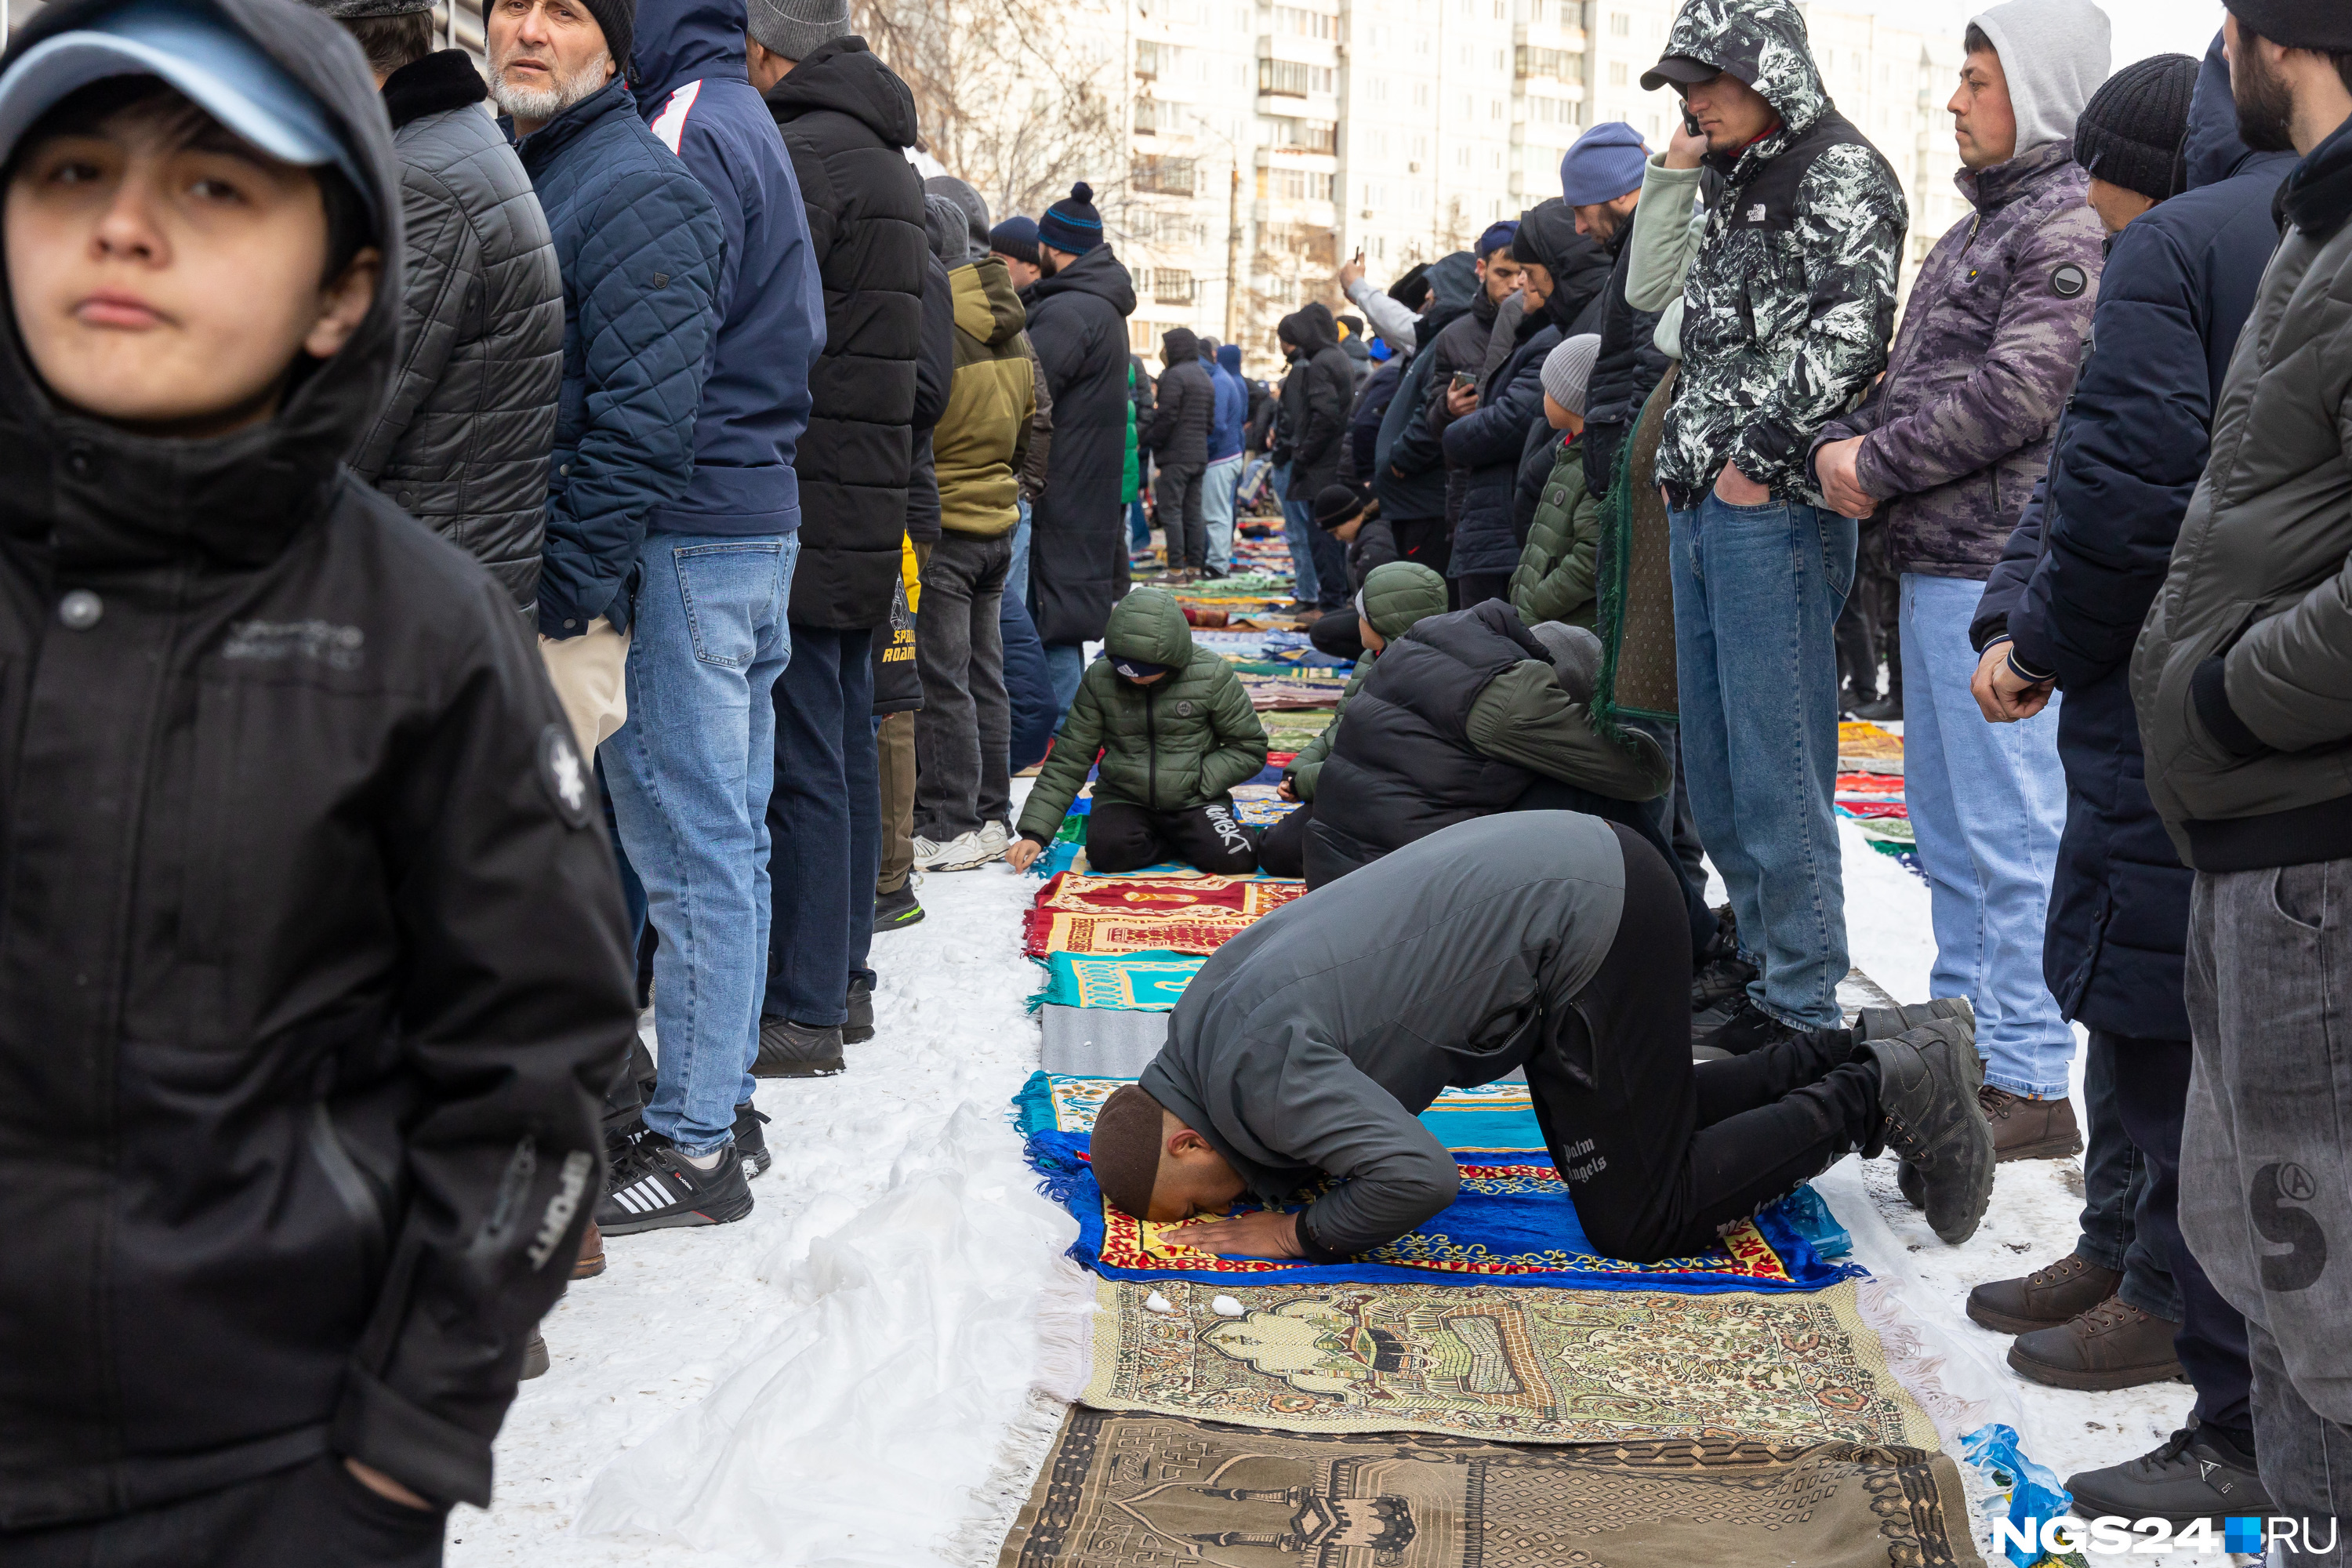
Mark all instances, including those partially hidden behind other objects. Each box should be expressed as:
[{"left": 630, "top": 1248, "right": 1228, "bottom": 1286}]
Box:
[
  {"left": 1559, "top": 120, "right": 1648, "bottom": 205},
  {"left": 989, "top": 213, "right": 1039, "bottom": 266},
  {"left": 1037, "top": 182, "right": 1104, "bottom": 256},
  {"left": 1475, "top": 219, "right": 1519, "bottom": 259}
]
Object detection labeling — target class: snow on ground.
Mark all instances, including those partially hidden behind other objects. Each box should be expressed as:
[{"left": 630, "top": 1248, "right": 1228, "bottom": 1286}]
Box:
[{"left": 452, "top": 794, "right": 2203, "bottom": 1567}]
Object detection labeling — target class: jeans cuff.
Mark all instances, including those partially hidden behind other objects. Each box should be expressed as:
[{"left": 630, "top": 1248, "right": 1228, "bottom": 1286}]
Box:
[
  {"left": 670, "top": 1135, "right": 733, "bottom": 1160},
  {"left": 1981, "top": 1069, "right": 2071, "bottom": 1101},
  {"left": 2114, "top": 1274, "right": 2183, "bottom": 1325},
  {"left": 2074, "top": 1236, "right": 2129, "bottom": 1275}
]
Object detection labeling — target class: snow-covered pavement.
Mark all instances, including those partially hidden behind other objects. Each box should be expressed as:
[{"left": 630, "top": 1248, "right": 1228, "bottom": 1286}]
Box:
[{"left": 450, "top": 808, "right": 2201, "bottom": 1566}]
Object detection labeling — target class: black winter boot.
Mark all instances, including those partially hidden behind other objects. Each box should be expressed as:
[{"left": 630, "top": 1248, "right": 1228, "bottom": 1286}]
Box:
[{"left": 1868, "top": 1022, "right": 1995, "bottom": 1244}]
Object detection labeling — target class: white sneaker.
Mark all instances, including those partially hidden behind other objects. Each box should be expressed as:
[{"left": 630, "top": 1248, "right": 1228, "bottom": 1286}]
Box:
[
  {"left": 910, "top": 834, "right": 944, "bottom": 869},
  {"left": 978, "top": 820, "right": 1010, "bottom": 857},
  {"left": 926, "top": 829, "right": 1000, "bottom": 872}
]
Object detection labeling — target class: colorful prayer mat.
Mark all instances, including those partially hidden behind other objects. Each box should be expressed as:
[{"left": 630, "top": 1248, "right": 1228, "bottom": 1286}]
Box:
[
  {"left": 1839, "top": 719, "right": 1905, "bottom": 776},
  {"left": 1028, "top": 949, "right": 1206, "bottom": 1012},
  {"left": 1025, "top": 909, "right": 1264, "bottom": 958},
  {"left": 1228, "top": 783, "right": 1301, "bottom": 827},
  {"left": 1000, "top": 1407, "right": 1984, "bottom": 1567},
  {"left": 1013, "top": 1073, "right": 1859, "bottom": 1293},
  {"left": 1068, "top": 1278, "right": 1937, "bottom": 1449},
  {"left": 1039, "top": 1007, "right": 1170, "bottom": 1077},
  {"left": 1034, "top": 873, "right": 1305, "bottom": 919},
  {"left": 1261, "top": 710, "right": 1334, "bottom": 751}
]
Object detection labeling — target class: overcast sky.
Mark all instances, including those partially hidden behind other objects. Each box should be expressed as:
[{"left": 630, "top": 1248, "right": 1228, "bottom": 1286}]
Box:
[{"left": 1835, "top": 0, "right": 2227, "bottom": 67}]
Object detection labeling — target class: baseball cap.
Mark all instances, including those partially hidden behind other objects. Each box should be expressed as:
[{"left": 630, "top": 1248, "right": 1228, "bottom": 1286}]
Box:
[
  {"left": 0, "top": 0, "right": 366, "bottom": 194},
  {"left": 1111, "top": 656, "right": 1171, "bottom": 680},
  {"left": 1640, "top": 54, "right": 1719, "bottom": 92}
]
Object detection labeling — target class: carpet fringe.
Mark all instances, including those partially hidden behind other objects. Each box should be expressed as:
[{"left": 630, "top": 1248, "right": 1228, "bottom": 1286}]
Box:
[
  {"left": 1033, "top": 1258, "right": 1099, "bottom": 1402},
  {"left": 1854, "top": 1276, "right": 1992, "bottom": 1450},
  {"left": 946, "top": 1386, "right": 1069, "bottom": 1568}
]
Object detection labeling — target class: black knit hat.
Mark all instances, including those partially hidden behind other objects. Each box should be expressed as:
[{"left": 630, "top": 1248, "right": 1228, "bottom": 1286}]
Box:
[
  {"left": 2223, "top": 0, "right": 2352, "bottom": 51},
  {"left": 584, "top": 0, "right": 636, "bottom": 82},
  {"left": 2075, "top": 53, "right": 2199, "bottom": 202},
  {"left": 1037, "top": 181, "right": 1104, "bottom": 256},
  {"left": 1313, "top": 484, "right": 1367, "bottom": 531}
]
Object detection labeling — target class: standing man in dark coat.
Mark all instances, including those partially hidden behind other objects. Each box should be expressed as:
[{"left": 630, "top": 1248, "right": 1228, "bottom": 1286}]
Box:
[
  {"left": 1274, "top": 301, "right": 1355, "bottom": 610},
  {"left": 1371, "top": 249, "right": 1476, "bottom": 581},
  {"left": 750, "top": 9, "right": 926, "bottom": 1073},
  {"left": 1972, "top": 41, "right": 2289, "bottom": 1526},
  {"left": 1144, "top": 326, "right": 1214, "bottom": 575},
  {"left": 1021, "top": 183, "right": 1137, "bottom": 717}
]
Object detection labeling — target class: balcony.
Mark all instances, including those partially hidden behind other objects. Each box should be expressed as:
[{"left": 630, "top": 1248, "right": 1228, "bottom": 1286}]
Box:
[{"left": 1131, "top": 154, "right": 1198, "bottom": 198}]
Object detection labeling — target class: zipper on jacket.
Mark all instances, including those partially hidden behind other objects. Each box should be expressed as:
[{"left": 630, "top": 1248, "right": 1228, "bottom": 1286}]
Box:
[
  {"left": 309, "top": 1102, "right": 389, "bottom": 1264},
  {"left": 1146, "top": 684, "right": 1160, "bottom": 810}
]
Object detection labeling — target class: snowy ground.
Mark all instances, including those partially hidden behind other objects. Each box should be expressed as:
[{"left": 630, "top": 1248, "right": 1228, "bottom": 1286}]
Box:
[{"left": 449, "top": 793, "right": 2206, "bottom": 1567}]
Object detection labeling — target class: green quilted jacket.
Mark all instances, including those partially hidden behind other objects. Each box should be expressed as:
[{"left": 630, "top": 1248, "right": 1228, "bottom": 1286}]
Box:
[
  {"left": 1016, "top": 589, "right": 1268, "bottom": 840},
  {"left": 1508, "top": 439, "right": 1601, "bottom": 630}
]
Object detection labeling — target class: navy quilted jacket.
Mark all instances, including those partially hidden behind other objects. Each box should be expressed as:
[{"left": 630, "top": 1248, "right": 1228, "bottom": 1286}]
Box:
[{"left": 514, "top": 80, "right": 723, "bottom": 638}]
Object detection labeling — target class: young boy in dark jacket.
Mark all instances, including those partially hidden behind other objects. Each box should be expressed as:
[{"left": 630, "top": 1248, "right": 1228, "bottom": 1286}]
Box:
[
  {"left": 1005, "top": 589, "right": 1268, "bottom": 873},
  {"left": 0, "top": 0, "right": 636, "bottom": 1555}
]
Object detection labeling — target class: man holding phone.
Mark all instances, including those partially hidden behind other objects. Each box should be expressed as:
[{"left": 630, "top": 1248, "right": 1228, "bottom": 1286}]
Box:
[
  {"left": 1639, "top": 0, "right": 1907, "bottom": 1054},
  {"left": 1385, "top": 220, "right": 1523, "bottom": 586}
]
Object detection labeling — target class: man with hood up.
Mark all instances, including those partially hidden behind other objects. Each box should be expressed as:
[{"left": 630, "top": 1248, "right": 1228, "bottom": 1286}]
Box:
[
  {"left": 1273, "top": 301, "right": 1356, "bottom": 611},
  {"left": 1372, "top": 249, "right": 1478, "bottom": 582},
  {"left": 1640, "top": 0, "right": 1907, "bottom": 1051},
  {"left": 0, "top": 0, "right": 636, "bottom": 1548},
  {"left": 1969, "top": 38, "right": 2285, "bottom": 1527},
  {"left": 746, "top": 5, "right": 925, "bottom": 1076},
  {"left": 1810, "top": 1, "right": 2110, "bottom": 1132},
  {"left": 1203, "top": 343, "right": 1249, "bottom": 576},
  {"left": 1143, "top": 326, "right": 1214, "bottom": 575}
]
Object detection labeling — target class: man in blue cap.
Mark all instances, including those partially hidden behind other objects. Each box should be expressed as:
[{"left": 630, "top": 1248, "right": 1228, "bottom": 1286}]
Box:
[{"left": 1559, "top": 118, "right": 1659, "bottom": 496}]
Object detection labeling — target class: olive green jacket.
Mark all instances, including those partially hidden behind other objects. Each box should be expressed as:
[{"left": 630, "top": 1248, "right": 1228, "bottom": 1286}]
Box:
[
  {"left": 1508, "top": 439, "right": 1601, "bottom": 630},
  {"left": 1289, "top": 561, "right": 1450, "bottom": 801}
]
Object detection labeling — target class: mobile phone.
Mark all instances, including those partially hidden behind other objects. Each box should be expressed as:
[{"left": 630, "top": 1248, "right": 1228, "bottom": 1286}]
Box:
[
  {"left": 1450, "top": 372, "right": 1476, "bottom": 394},
  {"left": 1682, "top": 107, "right": 1704, "bottom": 139}
]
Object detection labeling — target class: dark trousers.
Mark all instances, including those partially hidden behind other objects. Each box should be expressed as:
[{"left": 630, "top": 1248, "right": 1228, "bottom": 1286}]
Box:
[
  {"left": 2, "top": 1454, "right": 445, "bottom": 1567},
  {"left": 1523, "top": 823, "right": 1880, "bottom": 1262},
  {"left": 1155, "top": 461, "right": 1207, "bottom": 568},
  {"left": 1257, "top": 799, "right": 1312, "bottom": 877},
  {"left": 913, "top": 532, "right": 1012, "bottom": 842},
  {"left": 1087, "top": 797, "right": 1256, "bottom": 874},
  {"left": 1516, "top": 777, "right": 1713, "bottom": 966},
  {"left": 2103, "top": 1029, "right": 2254, "bottom": 1436},
  {"left": 1307, "top": 608, "right": 1363, "bottom": 662},
  {"left": 765, "top": 625, "right": 877, "bottom": 1027},
  {"left": 1392, "top": 515, "right": 1450, "bottom": 582},
  {"left": 1306, "top": 516, "right": 1351, "bottom": 608},
  {"left": 1455, "top": 570, "right": 1510, "bottom": 609},
  {"left": 1838, "top": 524, "right": 1901, "bottom": 700},
  {"left": 2077, "top": 1035, "right": 2182, "bottom": 1321}
]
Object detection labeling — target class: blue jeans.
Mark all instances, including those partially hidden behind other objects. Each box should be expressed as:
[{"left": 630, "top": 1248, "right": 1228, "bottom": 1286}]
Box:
[
  {"left": 1008, "top": 496, "right": 1032, "bottom": 608},
  {"left": 1899, "top": 572, "right": 2073, "bottom": 1098},
  {"left": 1044, "top": 641, "right": 1087, "bottom": 726},
  {"left": 1670, "top": 494, "right": 1854, "bottom": 1029},
  {"left": 1279, "top": 489, "right": 1322, "bottom": 604},
  {"left": 1202, "top": 453, "right": 1243, "bottom": 572},
  {"left": 764, "top": 625, "right": 877, "bottom": 1029},
  {"left": 604, "top": 532, "right": 795, "bottom": 1156},
  {"left": 1128, "top": 496, "right": 1149, "bottom": 548}
]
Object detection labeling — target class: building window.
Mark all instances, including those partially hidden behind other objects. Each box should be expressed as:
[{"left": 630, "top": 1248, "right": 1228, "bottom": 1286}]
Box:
[
  {"left": 1515, "top": 45, "right": 1576, "bottom": 81},
  {"left": 1270, "top": 5, "right": 1337, "bottom": 40},
  {"left": 1151, "top": 268, "right": 1194, "bottom": 304},
  {"left": 1135, "top": 40, "right": 1165, "bottom": 80},
  {"left": 1269, "top": 167, "right": 1334, "bottom": 201},
  {"left": 1608, "top": 60, "right": 1628, "bottom": 86},
  {"left": 1131, "top": 154, "right": 1196, "bottom": 195},
  {"left": 1272, "top": 118, "right": 1338, "bottom": 153},
  {"left": 1258, "top": 58, "right": 1337, "bottom": 97},
  {"left": 1609, "top": 10, "right": 1630, "bottom": 35}
]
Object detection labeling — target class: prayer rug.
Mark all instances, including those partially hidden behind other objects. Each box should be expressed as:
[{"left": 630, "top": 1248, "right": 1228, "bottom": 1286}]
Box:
[
  {"left": 1261, "top": 710, "right": 1333, "bottom": 751},
  {"left": 1839, "top": 720, "right": 1905, "bottom": 776},
  {"left": 999, "top": 1408, "right": 1983, "bottom": 1567},
  {"left": 1029, "top": 949, "right": 1206, "bottom": 1012},
  {"left": 1025, "top": 910, "right": 1267, "bottom": 958},
  {"left": 1228, "top": 784, "right": 1300, "bottom": 827},
  {"left": 1040, "top": 1007, "right": 1171, "bottom": 1077},
  {"left": 1035, "top": 874, "right": 1306, "bottom": 919},
  {"left": 1065, "top": 1279, "right": 1940, "bottom": 1450},
  {"left": 1013, "top": 1074, "right": 1859, "bottom": 1294},
  {"left": 1590, "top": 365, "right": 1680, "bottom": 738}
]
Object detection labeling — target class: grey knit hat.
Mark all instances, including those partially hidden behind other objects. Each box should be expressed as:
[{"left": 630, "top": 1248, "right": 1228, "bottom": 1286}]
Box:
[
  {"left": 1530, "top": 622, "right": 1604, "bottom": 706},
  {"left": 747, "top": 0, "right": 851, "bottom": 61},
  {"left": 1540, "top": 334, "right": 1602, "bottom": 419}
]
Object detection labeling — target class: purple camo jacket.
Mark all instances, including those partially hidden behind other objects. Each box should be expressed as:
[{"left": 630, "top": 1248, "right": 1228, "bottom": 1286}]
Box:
[{"left": 1814, "top": 140, "right": 2104, "bottom": 579}]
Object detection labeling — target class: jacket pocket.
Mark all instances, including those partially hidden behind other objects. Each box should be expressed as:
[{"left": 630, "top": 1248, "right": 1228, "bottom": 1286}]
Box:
[{"left": 307, "top": 1101, "right": 390, "bottom": 1276}]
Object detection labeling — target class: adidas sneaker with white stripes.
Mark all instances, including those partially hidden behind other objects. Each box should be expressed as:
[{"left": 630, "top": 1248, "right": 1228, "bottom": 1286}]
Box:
[{"left": 596, "top": 1134, "right": 754, "bottom": 1236}]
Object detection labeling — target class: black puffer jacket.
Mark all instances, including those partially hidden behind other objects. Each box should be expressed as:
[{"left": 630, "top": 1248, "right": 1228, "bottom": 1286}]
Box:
[
  {"left": 1581, "top": 221, "right": 1671, "bottom": 495},
  {"left": 1144, "top": 327, "right": 1213, "bottom": 469},
  {"left": 1022, "top": 244, "right": 1137, "bottom": 644},
  {"left": 1374, "top": 251, "right": 1478, "bottom": 524},
  {"left": 0, "top": 0, "right": 634, "bottom": 1526},
  {"left": 767, "top": 37, "right": 927, "bottom": 629},
  {"left": 354, "top": 50, "right": 561, "bottom": 612},
  {"left": 1276, "top": 302, "right": 1354, "bottom": 495},
  {"left": 1443, "top": 307, "right": 1559, "bottom": 576}
]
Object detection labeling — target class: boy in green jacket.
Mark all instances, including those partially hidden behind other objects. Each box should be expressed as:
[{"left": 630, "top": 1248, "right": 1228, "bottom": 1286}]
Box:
[
  {"left": 1006, "top": 590, "right": 1269, "bottom": 872},
  {"left": 1509, "top": 335, "right": 1604, "bottom": 629}
]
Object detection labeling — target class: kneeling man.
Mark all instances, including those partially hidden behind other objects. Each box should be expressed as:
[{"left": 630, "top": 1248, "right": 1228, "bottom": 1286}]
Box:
[{"left": 1093, "top": 813, "right": 1992, "bottom": 1263}]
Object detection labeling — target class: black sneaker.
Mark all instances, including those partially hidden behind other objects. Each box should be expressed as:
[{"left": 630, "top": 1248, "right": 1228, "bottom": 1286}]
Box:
[
  {"left": 1851, "top": 691, "right": 1904, "bottom": 723},
  {"left": 1691, "top": 906, "right": 1758, "bottom": 1013},
  {"left": 1697, "top": 996, "right": 1802, "bottom": 1057},
  {"left": 1867, "top": 1021, "right": 1995, "bottom": 1244},
  {"left": 2065, "top": 1426, "right": 2271, "bottom": 1528},
  {"left": 733, "top": 1102, "right": 771, "bottom": 1178},
  {"left": 597, "top": 1134, "right": 753, "bottom": 1236},
  {"left": 845, "top": 977, "right": 874, "bottom": 1044},
  {"left": 873, "top": 883, "right": 924, "bottom": 934},
  {"left": 754, "top": 1016, "right": 844, "bottom": 1078},
  {"left": 1861, "top": 1001, "right": 1980, "bottom": 1210}
]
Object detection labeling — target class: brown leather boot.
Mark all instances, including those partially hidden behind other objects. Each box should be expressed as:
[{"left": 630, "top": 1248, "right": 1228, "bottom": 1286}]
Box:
[
  {"left": 572, "top": 1218, "right": 606, "bottom": 1280},
  {"left": 1966, "top": 1251, "right": 2122, "bottom": 1334},
  {"left": 1979, "top": 1085, "right": 2084, "bottom": 1161},
  {"left": 2007, "top": 1295, "right": 2185, "bottom": 1391}
]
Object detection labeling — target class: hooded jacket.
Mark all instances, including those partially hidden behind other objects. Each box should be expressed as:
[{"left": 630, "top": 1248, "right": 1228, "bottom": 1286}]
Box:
[
  {"left": 1581, "top": 214, "right": 1674, "bottom": 495},
  {"left": 1442, "top": 216, "right": 1576, "bottom": 576},
  {"left": 0, "top": 0, "right": 635, "bottom": 1524},
  {"left": 356, "top": 50, "right": 561, "bottom": 613},
  {"left": 1013, "top": 590, "right": 1267, "bottom": 840},
  {"left": 1286, "top": 561, "right": 1452, "bottom": 800},
  {"left": 1651, "top": 0, "right": 1907, "bottom": 508},
  {"left": 1143, "top": 326, "right": 1214, "bottom": 470},
  {"left": 635, "top": 0, "right": 824, "bottom": 539},
  {"left": 1375, "top": 251, "right": 1478, "bottom": 524},
  {"left": 1973, "top": 39, "right": 2291, "bottom": 1041},
  {"left": 1021, "top": 244, "right": 1136, "bottom": 644},
  {"left": 937, "top": 257, "right": 1037, "bottom": 539},
  {"left": 1812, "top": 136, "right": 2103, "bottom": 578},
  {"left": 1510, "top": 434, "right": 1602, "bottom": 628},
  {"left": 1142, "top": 812, "right": 1631, "bottom": 1259},
  {"left": 1275, "top": 302, "right": 1354, "bottom": 495},
  {"left": 514, "top": 79, "right": 723, "bottom": 639},
  {"left": 764, "top": 36, "right": 927, "bottom": 627},
  {"left": 2130, "top": 112, "right": 2352, "bottom": 873},
  {"left": 1208, "top": 345, "right": 1247, "bottom": 463}
]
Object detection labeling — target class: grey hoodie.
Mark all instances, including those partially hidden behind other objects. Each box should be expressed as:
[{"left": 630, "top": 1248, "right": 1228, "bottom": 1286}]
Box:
[
  {"left": 1969, "top": 0, "right": 2111, "bottom": 156},
  {"left": 1140, "top": 812, "right": 1628, "bottom": 1259}
]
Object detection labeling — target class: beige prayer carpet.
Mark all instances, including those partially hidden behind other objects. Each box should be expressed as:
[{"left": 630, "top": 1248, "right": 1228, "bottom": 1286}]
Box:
[{"left": 998, "top": 1406, "right": 1984, "bottom": 1567}]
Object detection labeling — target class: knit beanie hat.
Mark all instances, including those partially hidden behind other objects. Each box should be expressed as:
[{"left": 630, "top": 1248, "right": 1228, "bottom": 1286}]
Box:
[
  {"left": 1540, "top": 334, "right": 1602, "bottom": 417},
  {"left": 1313, "top": 483, "right": 1367, "bottom": 531},
  {"left": 2074, "top": 52, "right": 2198, "bottom": 201},
  {"left": 1091, "top": 1086, "right": 1167, "bottom": 1219},
  {"left": 1530, "top": 622, "right": 1604, "bottom": 705},
  {"left": 302, "top": 0, "right": 431, "bottom": 15},
  {"left": 1037, "top": 181, "right": 1104, "bottom": 256},
  {"left": 2222, "top": 0, "right": 2352, "bottom": 50},
  {"left": 1475, "top": 219, "right": 1519, "bottom": 259},
  {"left": 1559, "top": 120, "right": 1648, "bottom": 206},
  {"left": 746, "top": 0, "right": 851, "bottom": 62},
  {"left": 925, "top": 174, "right": 990, "bottom": 251},
  {"left": 989, "top": 214, "right": 1040, "bottom": 266}
]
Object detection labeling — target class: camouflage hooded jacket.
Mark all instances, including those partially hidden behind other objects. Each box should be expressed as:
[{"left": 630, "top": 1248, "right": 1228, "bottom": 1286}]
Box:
[
  {"left": 1814, "top": 139, "right": 2104, "bottom": 579},
  {"left": 1653, "top": 0, "right": 1907, "bottom": 509}
]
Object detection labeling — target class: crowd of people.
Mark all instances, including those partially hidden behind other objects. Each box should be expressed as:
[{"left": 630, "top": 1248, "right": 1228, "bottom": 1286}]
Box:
[{"left": 0, "top": 0, "right": 2349, "bottom": 1558}]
